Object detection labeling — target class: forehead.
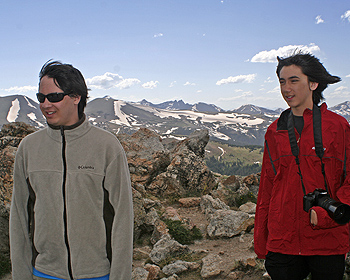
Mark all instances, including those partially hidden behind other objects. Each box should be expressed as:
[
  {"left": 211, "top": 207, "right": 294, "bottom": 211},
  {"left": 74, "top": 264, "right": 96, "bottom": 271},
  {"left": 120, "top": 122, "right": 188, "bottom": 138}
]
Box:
[
  {"left": 279, "top": 64, "right": 306, "bottom": 79},
  {"left": 39, "top": 76, "right": 61, "bottom": 91}
]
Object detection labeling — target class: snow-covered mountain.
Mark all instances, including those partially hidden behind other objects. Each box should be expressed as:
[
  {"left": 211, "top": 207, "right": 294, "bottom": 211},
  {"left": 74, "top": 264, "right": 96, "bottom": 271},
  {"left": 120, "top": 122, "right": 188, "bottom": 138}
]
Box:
[
  {"left": 2, "top": 95, "right": 350, "bottom": 146},
  {"left": 234, "top": 104, "right": 284, "bottom": 116},
  {"left": 70, "top": 97, "right": 279, "bottom": 145},
  {"left": 139, "top": 99, "right": 224, "bottom": 113},
  {"left": 329, "top": 101, "right": 350, "bottom": 118},
  {"left": 0, "top": 95, "right": 45, "bottom": 128}
]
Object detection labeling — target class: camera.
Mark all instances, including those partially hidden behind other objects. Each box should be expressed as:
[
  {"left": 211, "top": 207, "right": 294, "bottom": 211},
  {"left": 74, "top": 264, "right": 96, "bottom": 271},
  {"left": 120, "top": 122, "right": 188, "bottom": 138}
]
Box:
[{"left": 303, "top": 189, "right": 350, "bottom": 225}]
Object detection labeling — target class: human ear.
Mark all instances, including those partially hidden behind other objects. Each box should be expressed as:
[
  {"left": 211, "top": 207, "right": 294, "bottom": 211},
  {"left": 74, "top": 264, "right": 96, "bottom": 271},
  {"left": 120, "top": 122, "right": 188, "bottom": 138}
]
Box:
[
  {"left": 73, "top": 95, "right": 81, "bottom": 105},
  {"left": 309, "top": 82, "right": 318, "bottom": 91}
]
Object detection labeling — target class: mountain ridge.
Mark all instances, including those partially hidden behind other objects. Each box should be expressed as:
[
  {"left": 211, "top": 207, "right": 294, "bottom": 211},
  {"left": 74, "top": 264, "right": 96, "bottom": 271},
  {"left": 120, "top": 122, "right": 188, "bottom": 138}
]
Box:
[{"left": 1, "top": 94, "right": 350, "bottom": 146}]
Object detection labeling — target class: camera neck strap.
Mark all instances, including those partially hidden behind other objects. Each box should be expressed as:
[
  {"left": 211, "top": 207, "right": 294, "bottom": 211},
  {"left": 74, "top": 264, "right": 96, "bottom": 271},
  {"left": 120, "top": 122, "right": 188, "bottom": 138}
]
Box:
[{"left": 287, "top": 104, "right": 329, "bottom": 196}]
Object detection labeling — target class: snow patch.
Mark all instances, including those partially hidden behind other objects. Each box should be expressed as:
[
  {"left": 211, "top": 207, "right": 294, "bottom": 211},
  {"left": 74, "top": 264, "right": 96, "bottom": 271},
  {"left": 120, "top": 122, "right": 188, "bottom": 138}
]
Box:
[
  {"left": 165, "top": 127, "right": 178, "bottom": 134},
  {"left": 24, "top": 96, "right": 37, "bottom": 109},
  {"left": 27, "top": 113, "right": 44, "bottom": 127},
  {"left": 132, "top": 104, "right": 264, "bottom": 126},
  {"left": 111, "top": 100, "right": 131, "bottom": 126},
  {"left": 7, "top": 98, "right": 20, "bottom": 122},
  {"left": 218, "top": 146, "right": 225, "bottom": 160}
]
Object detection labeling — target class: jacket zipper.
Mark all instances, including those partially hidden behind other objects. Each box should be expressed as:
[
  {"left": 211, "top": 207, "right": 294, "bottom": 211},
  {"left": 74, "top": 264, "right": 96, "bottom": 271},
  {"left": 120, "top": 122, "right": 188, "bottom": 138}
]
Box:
[
  {"left": 61, "top": 127, "right": 74, "bottom": 280},
  {"left": 297, "top": 131, "right": 302, "bottom": 255}
]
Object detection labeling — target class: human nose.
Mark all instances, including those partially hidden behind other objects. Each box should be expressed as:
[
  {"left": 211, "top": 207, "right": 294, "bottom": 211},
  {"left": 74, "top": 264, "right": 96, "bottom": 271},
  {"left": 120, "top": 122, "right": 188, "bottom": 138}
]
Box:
[
  {"left": 281, "top": 82, "right": 291, "bottom": 93},
  {"left": 40, "top": 97, "right": 52, "bottom": 107}
]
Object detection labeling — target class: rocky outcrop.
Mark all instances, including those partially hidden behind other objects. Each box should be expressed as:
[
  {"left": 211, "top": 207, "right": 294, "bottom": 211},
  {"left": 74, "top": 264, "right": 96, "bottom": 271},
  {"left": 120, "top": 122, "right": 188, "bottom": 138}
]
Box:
[
  {"left": 0, "top": 122, "right": 37, "bottom": 277},
  {"left": 0, "top": 123, "right": 268, "bottom": 279},
  {"left": 117, "top": 128, "right": 217, "bottom": 198}
]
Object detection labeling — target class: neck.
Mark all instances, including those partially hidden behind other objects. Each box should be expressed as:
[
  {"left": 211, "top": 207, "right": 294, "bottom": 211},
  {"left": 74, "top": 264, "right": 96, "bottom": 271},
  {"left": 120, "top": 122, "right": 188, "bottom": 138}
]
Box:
[
  {"left": 48, "top": 114, "right": 85, "bottom": 130},
  {"left": 291, "top": 103, "right": 314, "bottom": 116}
]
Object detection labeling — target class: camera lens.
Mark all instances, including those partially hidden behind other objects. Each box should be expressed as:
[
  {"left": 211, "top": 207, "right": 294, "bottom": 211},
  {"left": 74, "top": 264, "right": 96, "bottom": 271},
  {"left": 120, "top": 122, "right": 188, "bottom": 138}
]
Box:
[{"left": 318, "top": 197, "right": 350, "bottom": 225}]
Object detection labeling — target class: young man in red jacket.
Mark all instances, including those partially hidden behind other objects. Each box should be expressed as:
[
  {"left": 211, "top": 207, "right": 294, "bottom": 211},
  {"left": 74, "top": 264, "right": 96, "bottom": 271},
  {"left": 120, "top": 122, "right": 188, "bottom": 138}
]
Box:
[{"left": 254, "top": 53, "right": 350, "bottom": 280}]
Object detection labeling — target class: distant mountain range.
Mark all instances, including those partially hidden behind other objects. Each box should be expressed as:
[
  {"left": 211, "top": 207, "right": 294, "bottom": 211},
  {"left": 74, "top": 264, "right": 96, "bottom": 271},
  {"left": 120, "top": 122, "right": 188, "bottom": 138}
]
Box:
[{"left": 1, "top": 94, "right": 350, "bottom": 146}]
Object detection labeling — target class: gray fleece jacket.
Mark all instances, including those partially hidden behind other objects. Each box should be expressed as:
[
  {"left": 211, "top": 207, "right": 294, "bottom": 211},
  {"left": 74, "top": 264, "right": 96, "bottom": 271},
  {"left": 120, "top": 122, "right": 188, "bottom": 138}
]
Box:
[{"left": 10, "top": 116, "right": 133, "bottom": 280}]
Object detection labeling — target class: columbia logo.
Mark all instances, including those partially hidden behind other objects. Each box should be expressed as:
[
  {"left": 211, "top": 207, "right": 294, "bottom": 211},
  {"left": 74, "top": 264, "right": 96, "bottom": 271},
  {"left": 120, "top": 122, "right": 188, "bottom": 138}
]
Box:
[{"left": 78, "top": 165, "right": 95, "bottom": 170}]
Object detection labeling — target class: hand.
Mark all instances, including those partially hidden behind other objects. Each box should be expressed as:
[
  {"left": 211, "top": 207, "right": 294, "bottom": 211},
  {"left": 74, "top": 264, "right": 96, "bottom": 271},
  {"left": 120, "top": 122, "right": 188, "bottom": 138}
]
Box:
[{"left": 310, "top": 209, "right": 318, "bottom": 226}]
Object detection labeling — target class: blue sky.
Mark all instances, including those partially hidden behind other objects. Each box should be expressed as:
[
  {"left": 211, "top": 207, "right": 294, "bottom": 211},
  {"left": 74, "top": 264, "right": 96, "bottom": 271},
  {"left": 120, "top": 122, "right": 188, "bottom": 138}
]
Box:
[{"left": 1, "top": 0, "right": 349, "bottom": 110}]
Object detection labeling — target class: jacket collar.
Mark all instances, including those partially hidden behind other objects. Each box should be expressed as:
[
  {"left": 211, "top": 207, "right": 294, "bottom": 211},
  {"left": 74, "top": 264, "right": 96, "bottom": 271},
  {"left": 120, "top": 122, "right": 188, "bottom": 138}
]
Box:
[
  {"left": 277, "top": 103, "right": 327, "bottom": 131},
  {"left": 47, "top": 114, "right": 86, "bottom": 131},
  {"left": 46, "top": 114, "right": 91, "bottom": 142}
]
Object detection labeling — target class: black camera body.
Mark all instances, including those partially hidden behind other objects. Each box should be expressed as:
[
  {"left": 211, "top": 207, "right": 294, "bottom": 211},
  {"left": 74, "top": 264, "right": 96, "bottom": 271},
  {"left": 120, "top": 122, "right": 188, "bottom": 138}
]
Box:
[
  {"left": 303, "top": 189, "right": 328, "bottom": 213},
  {"left": 303, "top": 188, "right": 350, "bottom": 225}
]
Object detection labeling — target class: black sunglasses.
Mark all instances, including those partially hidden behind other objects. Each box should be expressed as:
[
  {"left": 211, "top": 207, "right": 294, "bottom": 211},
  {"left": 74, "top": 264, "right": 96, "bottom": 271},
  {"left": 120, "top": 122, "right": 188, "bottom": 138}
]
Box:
[{"left": 36, "top": 92, "right": 70, "bottom": 103}]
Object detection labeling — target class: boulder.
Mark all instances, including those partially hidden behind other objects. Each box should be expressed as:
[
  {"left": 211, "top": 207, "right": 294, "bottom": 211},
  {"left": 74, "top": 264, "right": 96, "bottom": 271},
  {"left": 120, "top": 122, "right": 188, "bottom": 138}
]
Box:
[
  {"left": 149, "top": 234, "right": 190, "bottom": 265},
  {"left": 144, "top": 264, "right": 161, "bottom": 280},
  {"left": 0, "top": 122, "right": 37, "bottom": 149},
  {"left": 162, "top": 260, "right": 200, "bottom": 276},
  {"left": 131, "top": 267, "right": 148, "bottom": 280},
  {"left": 207, "top": 209, "right": 254, "bottom": 238},
  {"left": 178, "top": 197, "right": 201, "bottom": 208},
  {"left": 117, "top": 128, "right": 171, "bottom": 186},
  {"left": 222, "top": 175, "right": 241, "bottom": 191},
  {"left": 200, "top": 254, "right": 224, "bottom": 279},
  {"left": 239, "top": 202, "right": 257, "bottom": 214},
  {"left": 132, "top": 188, "right": 147, "bottom": 240},
  {"left": 162, "top": 207, "right": 182, "bottom": 221},
  {"left": 200, "top": 195, "right": 230, "bottom": 216},
  {"left": 148, "top": 129, "right": 217, "bottom": 197}
]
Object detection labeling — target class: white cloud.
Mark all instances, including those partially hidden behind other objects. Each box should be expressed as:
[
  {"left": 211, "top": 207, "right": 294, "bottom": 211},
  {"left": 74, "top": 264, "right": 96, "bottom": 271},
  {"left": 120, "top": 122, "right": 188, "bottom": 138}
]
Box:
[
  {"left": 341, "top": 10, "right": 350, "bottom": 22},
  {"left": 216, "top": 74, "right": 256, "bottom": 85},
  {"left": 327, "top": 86, "right": 350, "bottom": 98},
  {"left": 169, "top": 81, "right": 177, "bottom": 87},
  {"left": 250, "top": 43, "right": 321, "bottom": 63},
  {"left": 86, "top": 72, "right": 140, "bottom": 90},
  {"left": 267, "top": 86, "right": 280, "bottom": 94},
  {"left": 333, "top": 86, "right": 348, "bottom": 93},
  {"left": 1, "top": 85, "right": 37, "bottom": 93},
  {"left": 142, "top": 81, "right": 159, "bottom": 89},
  {"left": 315, "top": 15, "right": 324, "bottom": 24},
  {"left": 117, "top": 78, "right": 141, "bottom": 89},
  {"left": 264, "top": 77, "right": 274, "bottom": 83},
  {"left": 153, "top": 33, "right": 164, "bottom": 38},
  {"left": 184, "top": 81, "right": 196, "bottom": 86},
  {"left": 346, "top": 74, "right": 350, "bottom": 78}
]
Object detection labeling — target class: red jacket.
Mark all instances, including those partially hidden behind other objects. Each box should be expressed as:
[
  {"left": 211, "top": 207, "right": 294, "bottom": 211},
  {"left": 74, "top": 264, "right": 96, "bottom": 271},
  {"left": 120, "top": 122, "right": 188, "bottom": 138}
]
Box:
[{"left": 254, "top": 103, "right": 350, "bottom": 259}]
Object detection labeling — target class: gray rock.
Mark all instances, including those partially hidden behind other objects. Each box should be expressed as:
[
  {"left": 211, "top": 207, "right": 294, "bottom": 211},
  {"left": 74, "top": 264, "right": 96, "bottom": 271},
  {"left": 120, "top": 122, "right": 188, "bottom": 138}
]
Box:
[
  {"left": 201, "top": 254, "right": 224, "bottom": 279},
  {"left": 200, "top": 195, "right": 230, "bottom": 216},
  {"left": 160, "top": 275, "right": 179, "bottom": 280},
  {"left": 162, "top": 260, "right": 200, "bottom": 276},
  {"left": 131, "top": 267, "right": 148, "bottom": 280},
  {"left": 149, "top": 234, "right": 190, "bottom": 265},
  {"left": 238, "top": 202, "right": 256, "bottom": 214},
  {"left": 207, "top": 209, "right": 254, "bottom": 238}
]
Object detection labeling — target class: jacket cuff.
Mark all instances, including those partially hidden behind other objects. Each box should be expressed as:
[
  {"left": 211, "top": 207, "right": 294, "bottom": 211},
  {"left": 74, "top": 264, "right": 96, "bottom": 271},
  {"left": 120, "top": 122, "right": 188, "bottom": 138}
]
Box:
[{"left": 310, "top": 206, "right": 339, "bottom": 229}]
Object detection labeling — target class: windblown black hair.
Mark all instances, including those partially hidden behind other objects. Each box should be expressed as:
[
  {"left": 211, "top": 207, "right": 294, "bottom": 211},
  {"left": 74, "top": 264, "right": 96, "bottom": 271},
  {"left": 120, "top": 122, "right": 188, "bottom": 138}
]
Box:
[{"left": 276, "top": 53, "right": 341, "bottom": 105}]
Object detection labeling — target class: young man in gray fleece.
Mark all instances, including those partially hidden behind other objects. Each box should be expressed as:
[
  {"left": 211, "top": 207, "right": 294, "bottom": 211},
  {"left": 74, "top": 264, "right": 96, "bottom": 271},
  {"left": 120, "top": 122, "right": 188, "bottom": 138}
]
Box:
[{"left": 10, "top": 61, "right": 133, "bottom": 280}]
